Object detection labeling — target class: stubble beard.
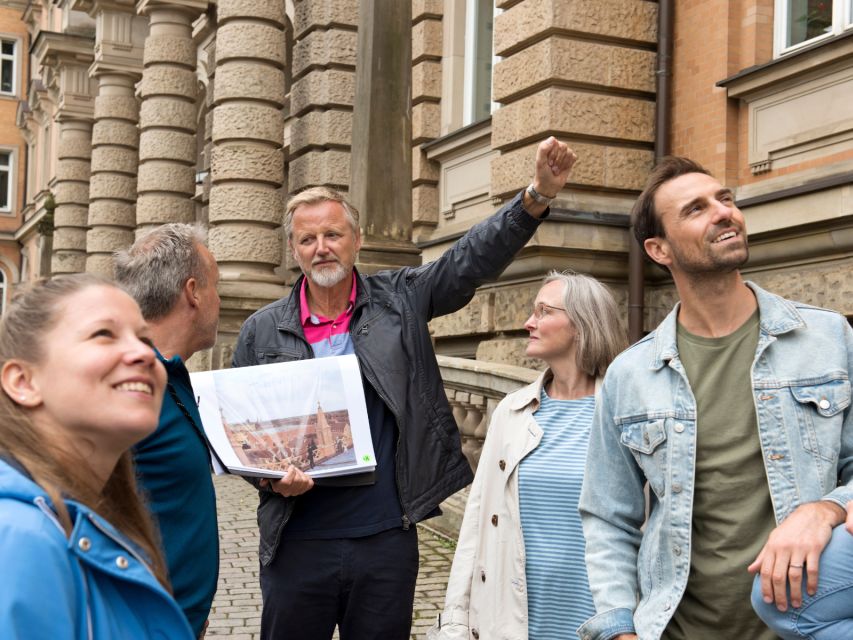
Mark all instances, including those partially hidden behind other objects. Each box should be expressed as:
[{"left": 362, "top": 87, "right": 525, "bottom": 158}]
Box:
[{"left": 301, "top": 255, "right": 357, "bottom": 289}]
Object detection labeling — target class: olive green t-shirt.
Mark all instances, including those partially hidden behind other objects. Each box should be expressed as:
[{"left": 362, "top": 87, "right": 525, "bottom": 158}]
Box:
[{"left": 663, "top": 311, "right": 778, "bottom": 640}]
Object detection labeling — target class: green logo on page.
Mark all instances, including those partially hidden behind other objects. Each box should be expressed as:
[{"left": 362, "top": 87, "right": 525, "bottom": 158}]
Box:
[{"left": 363, "top": 455, "right": 372, "bottom": 462}]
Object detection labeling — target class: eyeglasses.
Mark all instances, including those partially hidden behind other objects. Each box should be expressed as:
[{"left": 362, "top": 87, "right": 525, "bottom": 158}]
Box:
[{"left": 531, "top": 302, "right": 567, "bottom": 320}]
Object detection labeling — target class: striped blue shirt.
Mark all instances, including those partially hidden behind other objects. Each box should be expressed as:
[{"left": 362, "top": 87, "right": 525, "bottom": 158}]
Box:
[{"left": 518, "top": 390, "right": 596, "bottom": 638}]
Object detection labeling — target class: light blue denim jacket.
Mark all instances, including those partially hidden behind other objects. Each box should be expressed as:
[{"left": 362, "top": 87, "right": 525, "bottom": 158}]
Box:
[{"left": 578, "top": 282, "right": 853, "bottom": 640}]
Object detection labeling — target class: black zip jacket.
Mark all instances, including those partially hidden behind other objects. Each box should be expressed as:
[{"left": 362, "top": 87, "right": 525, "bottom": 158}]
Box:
[{"left": 232, "top": 191, "right": 546, "bottom": 565}]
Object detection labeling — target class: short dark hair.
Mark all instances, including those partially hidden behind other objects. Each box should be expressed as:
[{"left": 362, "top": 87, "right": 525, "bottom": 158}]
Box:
[{"left": 631, "top": 156, "right": 711, "bottom": 248}]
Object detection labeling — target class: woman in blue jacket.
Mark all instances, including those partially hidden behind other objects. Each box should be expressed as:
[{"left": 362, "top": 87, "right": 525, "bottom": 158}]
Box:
[{"left": 0, "top": 274, "right": 194, "bottom": 639}]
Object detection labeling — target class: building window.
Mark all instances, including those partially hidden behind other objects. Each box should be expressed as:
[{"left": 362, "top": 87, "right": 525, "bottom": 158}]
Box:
[
  {"left": 775, "top": 0, "right": 853, "bottom": 56},
  {"left": 0, "top": 151, "right": 12, "bottom": 212},
  {"left": 0, "top": 39, "right": 15, "bottom": 95},
  {"left": 462, "top": 0, "right": 495, "bottom": 125}
]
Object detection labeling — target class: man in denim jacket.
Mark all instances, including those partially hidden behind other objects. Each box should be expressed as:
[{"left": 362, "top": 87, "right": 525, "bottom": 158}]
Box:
[{"left": 578, "top": 157, "right": 853, "bottom": 640}]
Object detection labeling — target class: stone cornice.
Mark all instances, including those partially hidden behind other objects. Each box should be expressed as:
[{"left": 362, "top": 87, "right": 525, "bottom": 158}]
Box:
[
  {"left": 71, "top": 0, "right": 136, "bottom": 15},
  {"left": 32, "top": 30, "right": 95, "bottom": 70},
  {"left": 136, "top": 0, "right": 208, "bottom": 17}
]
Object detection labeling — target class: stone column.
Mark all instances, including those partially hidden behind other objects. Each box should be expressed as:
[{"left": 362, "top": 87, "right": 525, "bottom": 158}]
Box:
[
  {"left": 349, "top": 0, "right": 420, "bottom": 272},
  {"left": 53, "top": 117, "right": 94, "bottom": 274},
  {"left": 208, "top": 0, "right": 288, "bottom": 368},
  {"left": 87, "top": 72, "right": 140, "bottom": 276},
  {"left": 81, "top": 0, "right": 146, "bottom": 276},
  {"left": 135, "top": 0, "right": 207, "bottom": 232}
]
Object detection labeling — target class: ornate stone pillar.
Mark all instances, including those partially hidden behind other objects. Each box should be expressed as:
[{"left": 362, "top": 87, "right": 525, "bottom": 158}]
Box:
[
  {"left": 135, "top": 0, "right": 207, "bottom": 232},
  {"left": 208, "top": 0, "right": 287, "bottom": 368},
  {"left": 349, "top": 0, "right": 420, "bottom": 273},
  {"left": 53, "top": 116, "right": 94, "bottom": 274},
  {"left": 80, "top": 0, "right": 146, "bottom": 276},
  {"left": 87, "top": 72, "right": 140, "bottom": 275}
]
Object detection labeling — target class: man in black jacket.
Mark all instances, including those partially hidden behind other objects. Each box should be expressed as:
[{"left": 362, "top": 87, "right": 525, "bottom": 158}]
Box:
[{"left": 233, "top": 137, "right": 577, "bottom": 640}]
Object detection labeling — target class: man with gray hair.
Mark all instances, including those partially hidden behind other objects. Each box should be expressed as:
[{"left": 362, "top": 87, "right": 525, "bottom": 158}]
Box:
[
  {"left": 234, "top": 137, "right": 577, "bottom": 639},
  {"left": 114, "top": 223, "right": 221, "bottom": 638}
]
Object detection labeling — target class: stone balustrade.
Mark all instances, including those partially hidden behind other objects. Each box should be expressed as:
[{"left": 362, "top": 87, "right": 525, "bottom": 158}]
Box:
[{"left": 437, "top": 355, "right": 539, "bottom": 471}]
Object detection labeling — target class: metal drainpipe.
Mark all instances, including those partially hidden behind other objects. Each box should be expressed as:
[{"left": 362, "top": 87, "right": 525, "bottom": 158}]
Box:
[{"left": 628, "top": 0, "right": 674, "bottom": 343}]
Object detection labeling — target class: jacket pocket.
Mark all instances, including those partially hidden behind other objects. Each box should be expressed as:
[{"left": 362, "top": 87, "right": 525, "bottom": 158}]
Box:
[
  {"left": 619, "top": 417, "right": 669, "bottom": 498},
  {"left": 790, "top": 377, "right": 850, "bottom": 463},
  {"left": 255, "top": 349, "right": 303, "bottom": 364}
]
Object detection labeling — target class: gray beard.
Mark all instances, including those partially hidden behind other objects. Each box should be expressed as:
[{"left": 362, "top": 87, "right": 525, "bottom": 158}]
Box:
[{"left": 306, "top": 262, "right": 349, "bottom": 288}]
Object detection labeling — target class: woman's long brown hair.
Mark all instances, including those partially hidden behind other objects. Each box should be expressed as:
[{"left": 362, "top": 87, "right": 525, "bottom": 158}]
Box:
[{"left": 0, "top": 275, "right": 170, "bottom": 589}]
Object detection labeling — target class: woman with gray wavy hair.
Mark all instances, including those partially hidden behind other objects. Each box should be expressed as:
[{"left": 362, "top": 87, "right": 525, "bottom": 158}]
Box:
[{"left": 431, "top": 270, "right": 627, "bottom": 640}]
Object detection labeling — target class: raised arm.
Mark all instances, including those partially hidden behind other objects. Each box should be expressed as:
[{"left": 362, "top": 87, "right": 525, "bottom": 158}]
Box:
[{"left": 403, "top": 137, "right": 577, "bottom": 320}]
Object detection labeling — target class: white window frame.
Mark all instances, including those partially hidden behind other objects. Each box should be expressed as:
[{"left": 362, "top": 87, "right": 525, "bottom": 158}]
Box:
[
  {"left": 462, "top": 0, "right": 497, "bottom": 126},
  {"left": 774, "top": 0, "right": 853, "bottom": 57},
  {"left": 0, "top": 37, "right": 17, "bottom": 97},
  {"left": 0, "top": 149, "right": 15, "bottom": 214}
]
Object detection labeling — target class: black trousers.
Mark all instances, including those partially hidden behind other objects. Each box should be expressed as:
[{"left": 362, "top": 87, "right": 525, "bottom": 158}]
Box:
[{"left": 259, "top": 527, "right": 419, "bottom": 640}]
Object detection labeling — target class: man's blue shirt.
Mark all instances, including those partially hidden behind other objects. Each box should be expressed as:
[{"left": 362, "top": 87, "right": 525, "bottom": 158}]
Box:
[{"left": 134, "top": 351, "right": 219, "bottom": 636}]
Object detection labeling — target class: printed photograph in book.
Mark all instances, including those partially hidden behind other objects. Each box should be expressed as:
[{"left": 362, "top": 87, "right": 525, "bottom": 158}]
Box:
[
  {"left": 213, "top": 362, "right": 357, "bottom": 475},
  {"left": 191, "top": 354, "right": 375, "bottom": 479}
]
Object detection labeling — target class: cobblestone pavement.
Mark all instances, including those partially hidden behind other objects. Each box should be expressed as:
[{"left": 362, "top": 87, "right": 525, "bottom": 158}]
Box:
[{"left": 208, "top": 475, "right": 456, "bottom": 639}]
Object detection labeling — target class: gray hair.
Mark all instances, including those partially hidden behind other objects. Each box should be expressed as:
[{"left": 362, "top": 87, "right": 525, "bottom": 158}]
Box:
[
  {"left": 284, "top": 187, "right": 360, "bottom": 239},
  {"left": 114, "top": 223, "right": 209, "bottom": 320},
  {"left": 542, "top": 270, "right": 628, "bottom": 377}
]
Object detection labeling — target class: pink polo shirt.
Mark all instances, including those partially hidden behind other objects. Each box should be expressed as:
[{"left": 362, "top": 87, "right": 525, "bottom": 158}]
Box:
[{"left": 299, "top": 273, "right": 357, "bottom": 356}]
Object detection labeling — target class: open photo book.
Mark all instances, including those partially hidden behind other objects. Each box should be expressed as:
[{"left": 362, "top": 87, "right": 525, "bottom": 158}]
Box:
[{"left": 190, "top": 354, "right": 376, "bottom": 480}]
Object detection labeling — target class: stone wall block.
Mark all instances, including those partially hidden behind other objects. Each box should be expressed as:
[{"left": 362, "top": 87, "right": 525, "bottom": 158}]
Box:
[
  {"left": 138, "top": 130, "right": 198, "bottom": 163},
  {"left": 208, "top": 184, "right": 283, "bottom": 225},
  {"left": 212, "top": 103, "right": 284, "bottom": 145},
  {"left": 217, "top": 0, "right": 286, "bottom": 24},
  {"left": 476, "top": 337, "right": 542, "bottom": 370},
  {"left": 210, "top": 145, "right": 284, "bottom": 184},
  {"left": 290, "top": 69, "right": 355, "bottom": 116},
  {"left": 492, "top": 282, "right": 539, "bottom": 330},
  {"left": 412, "top": 184, "right": 438, "bottom": 225},
  {"left": 216, "top": 22, "right": 285, "bottom": 67},
  {"left": 54, "top": 183, "right": 90, "bottom": 207},
  {"left": 86, "top": 254, "right": 120, "bottom": 277},
  {"left": 53, "top": 207, "right": 89, "bottom": 230},
  {"left": 56, "top": 158, "right": 91, "bottom": 182},
  {"left": 412, "top": 148, "right": 439, "bottom": 183},
  {"left": 139, "top": 67, "right": 198, "bottom": 99},
  {"left": 139, "top": 98, "right": 197, "bottom": 131},
  {"left": 492, "top": 36, "right": 656, "bottom": 102},
  {"left": 89, "top": 173, "right": 138, "bottom": 201},
  {"left": 289, "top": 109, "right": 353, "bottom": 154},
  {"left": 491, "top": 88, "right": 654, "bottom": 149},
  {"left": 93, "top": 95, "right": 140, "bottom": 121},
  {"left": 136, "top": 196, "right": 196, "bottom": 225},
  {"left": 91, "top": 120, "right": 139, "bottom": 148},
  {"left": 494, "top": 0, "right": 658, "bottom": 56},
  {"left": 412, "top": 60, "right": 441, "bottom": 101},
  {"left": 412, "top": 101, "right": 441, "bottom": 143},
  {"left": 143, "top": 34, "right": 197, "bottom": 67},
  {"left": 411, "top": 18, "right": 442, "bottom": 61},
  {"left": 292, "top": 28, "right": 357, "bottom": 77},
  {"left": 430, "top": 292, "right": 490, "bottom": 336},
  {"left": 293, "top": 0, "right": 358, "bottom": 38},
  {"left": 413, "top": 0, "right": 443, "bottom": 20},
  {"left": 214, "top": 62, "right": 286, "bottom": 106},
  {"left": 88, "top": 200, "right": 136, "bottom": 226},
  {"left": 490, "top": 140, "right": 654, "bottom": 196},
  {"left": 90, "top": 147, "right": 141, "bottom": 175},
  {"left": 288, "top": 149, "right": 350, "bottom": 190},
  {"left": 137, "top": 162, "right": 196, "bottom": 194},
  {"left": 52, "top": 228, "right": 87, "bottom": 253},
  {"left": 208, "top": 224, "right": 282, "bottom": 264},
  {"left": 57, "top": 135, "right": 93, "bottom": 160},
  {"left": 86, "top": 227, "right": 135, "bottom": 253}
]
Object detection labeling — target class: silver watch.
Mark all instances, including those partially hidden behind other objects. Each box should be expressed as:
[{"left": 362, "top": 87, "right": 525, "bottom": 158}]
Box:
[{"left": 526, "top": 183, "right": 556, "bottom": 206}]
